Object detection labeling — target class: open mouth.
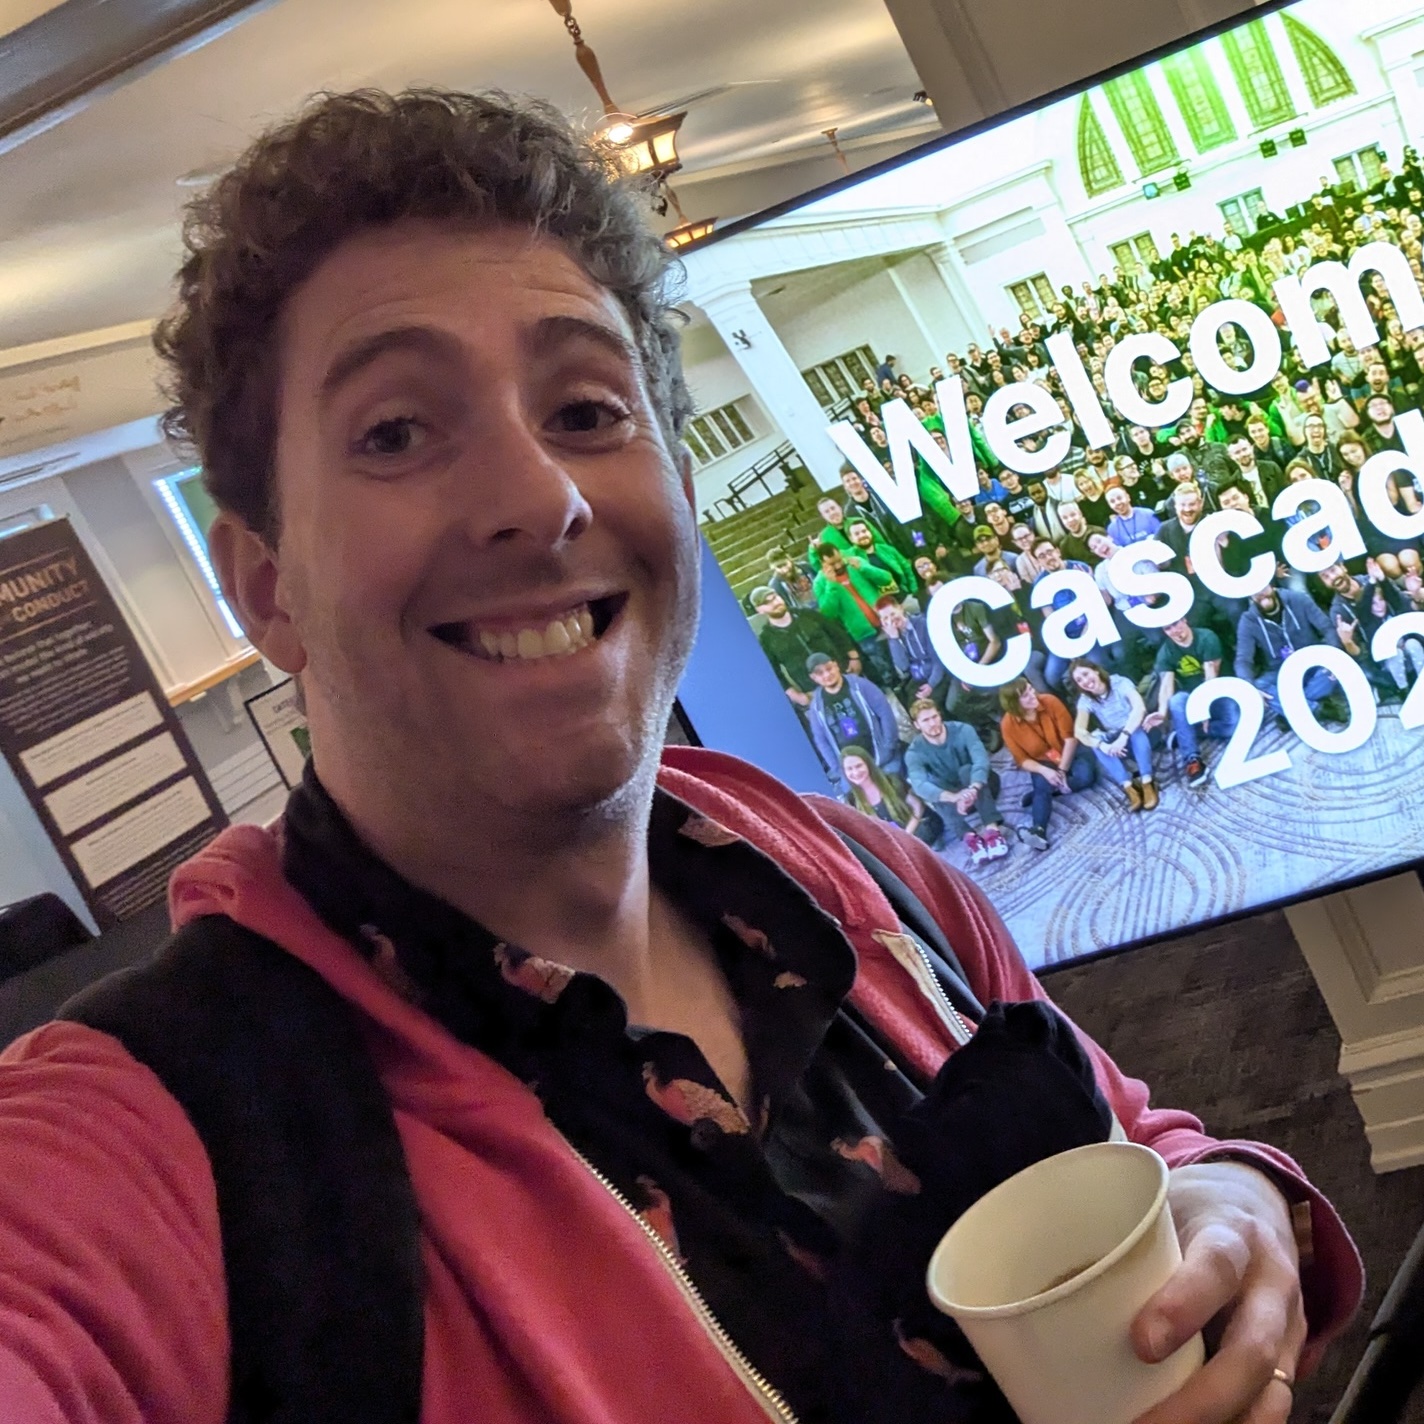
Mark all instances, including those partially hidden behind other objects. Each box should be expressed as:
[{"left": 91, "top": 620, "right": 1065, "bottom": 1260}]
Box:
[{"left": 429, "top": 593, "right": 626, "bottom": 663}]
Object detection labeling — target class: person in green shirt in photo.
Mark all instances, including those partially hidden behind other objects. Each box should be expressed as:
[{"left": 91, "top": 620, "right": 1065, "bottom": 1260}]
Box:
[
  {"left": 845, "top": 518, "right": 915, "bottom": 597},
  {"left": 812, "top": 544, "right": 896, "bottom": 685},
  {"left": 1143, "top": 618, "right": 1237, "bottom": 789}
]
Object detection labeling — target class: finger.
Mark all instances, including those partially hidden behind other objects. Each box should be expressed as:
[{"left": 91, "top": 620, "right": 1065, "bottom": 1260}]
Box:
[
  {"left": 1133, "top": 1221, "right": 1251, "bottom": 1362},
  {"left": 1131, "top": 1288, "right": 1287, "bottom": 1424},
  {"left": 1239, "top": 1376, "right": 1294, "bottom": 1424}
]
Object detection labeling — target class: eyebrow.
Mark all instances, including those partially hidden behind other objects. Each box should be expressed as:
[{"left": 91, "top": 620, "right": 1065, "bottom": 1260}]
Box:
[
  {"left": 319, "top": 325, "right": 463, "bottom": 404},
  {"left": 318, "top": 313, "right": 641, "bottom": 406},
  {"left": 525, "top": 313, "right": 642, "bottom": 371}
]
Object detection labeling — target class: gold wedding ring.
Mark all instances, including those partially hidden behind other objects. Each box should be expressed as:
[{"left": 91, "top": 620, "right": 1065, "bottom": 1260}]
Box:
[{"left": 1271, "top": 1366, "right": 1295, "bottom": 1390}]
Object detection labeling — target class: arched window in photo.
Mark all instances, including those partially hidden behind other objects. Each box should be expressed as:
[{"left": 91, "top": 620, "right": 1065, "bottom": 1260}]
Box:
[
  {"left": 1282, "top": 14, "right": 1356, "bottom": 107},
  {"left": 1160, "top": 49, "right": 1236, "bottom": 153},
  {"left": 1077, "top": 95, "right": 1125, "bottom": 197},
  {"left": 1222, "top": 19, "right": 1296, "bottom": 130},
  {"left": 1103, "top": 72, "right": 1179, "bottom": 177}
]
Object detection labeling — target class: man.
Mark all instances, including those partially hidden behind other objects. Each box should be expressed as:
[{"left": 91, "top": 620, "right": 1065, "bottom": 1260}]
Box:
[
  {"left": 1226, "top": 436, "right": 1284, "bottom": 511},
  {"left": 1158, "top": 451, "right": 1217, "bottom": 519},
  {"left": 842, "top": 465, "right": 931, "bottom": 562},
  {"left": 805, "top": 652, "right": 903, "bottom": 792},
  {"left": 1056, "top": 501, "right": 1104, "bottom": 565},
  {"left": 765, "top": 545, "right": 817, "bottom": 611},
  {"left": 812, "top": 494, "right": 863, "bottom": 555},
  {"left": 0, "top": 88, "right": 1352, "bottom": 1424},
  {"left": 1295, "top": 415, "right": 1343, "bottom": 482},
  {"left": 877, "top": 595, "right": 948, "bottom": 706},
  {"left": 1246, "top": 414, "right": 1293, "bottom": 473},
  {"left": 752, "top": 586, "right": 855, "bottom": 713},
  {"left": 1173, "top": 418, "right": 1235, "bottom": 487},
  {"left": 1362, "top": 395, "right": 1406, "bottom": 455},
  {"left": 1105, "top": 483, "right": 1160, "bottom": 546},
  {"left": 1031, "top": 539, "right": 1097, "bottom": 687},
  {"left": 904, "top": 700, "right": 1009, "bottom": 865},
  {"left": 1234, "top": 585, "right": 1336, "bottom": 719},
  {"left": 1145, "top": 619, "right": 1238, "bottom": 787},
  {"left": 812, "top": 543, "right": 896, "bottom": 685},
  {"left": 846, "top": 517, "right": 916, "bottom": 596},
  {"left": 1158, "top": 482, "right": 1208, "bottom": 574},
  {"left": 997, "top": 468, "right": 1037, "bottom": 526},
  {"left": 970, "top": 524, "right": 1009, "bottom": 579},
  {"left": 1320, "top": 561, "right": 1423, "bottom": 696}
]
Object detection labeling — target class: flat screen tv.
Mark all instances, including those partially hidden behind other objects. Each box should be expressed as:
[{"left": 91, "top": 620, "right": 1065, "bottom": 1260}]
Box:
[{"left": 675, "top": 0, "right": 1424, "bottom": 970}]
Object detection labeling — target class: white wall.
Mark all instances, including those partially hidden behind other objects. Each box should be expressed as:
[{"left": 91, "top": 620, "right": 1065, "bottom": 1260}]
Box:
[
  {"left": 680, "top": 326, "right": 787, "bottom": 509},
  {"left": 888, "top": 249, "right": 980, "bottom": 361},
  {"left": 776, "top": 263, "right": 938, "bottom": 377},
  {"left": 63, "top": 453, "right": 231, "bottom": 689}
]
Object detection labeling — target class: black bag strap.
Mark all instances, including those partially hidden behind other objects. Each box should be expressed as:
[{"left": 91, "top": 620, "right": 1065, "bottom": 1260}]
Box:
[
  {"left": 832, "top": 824, "right": 986, "bottom": 1022},
  {"left": 56, "top": 914, "right": 424, "bottom": 1424}
]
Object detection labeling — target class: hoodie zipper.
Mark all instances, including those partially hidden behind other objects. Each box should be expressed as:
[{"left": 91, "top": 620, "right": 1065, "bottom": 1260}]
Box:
[
  {"left": 565, "top": 1142, "right": 799, "bottom": 1424},
  {"left": 910, "top": 936, "right": 976, "bottom": 1047},
  {"left": 877, "top": 928, "right": 975, "bottom": 1047}
]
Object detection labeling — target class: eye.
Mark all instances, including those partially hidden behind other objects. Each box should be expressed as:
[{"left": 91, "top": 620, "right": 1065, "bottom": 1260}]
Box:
[
  {"left": 551, "top": 398, "right": 629, "bottom": 435},
  {"left": 357, "top": 415, "right": 427, "bottom": 457}
]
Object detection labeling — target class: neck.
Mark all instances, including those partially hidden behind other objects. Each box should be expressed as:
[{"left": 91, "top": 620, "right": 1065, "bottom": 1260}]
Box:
[{"left": 314, "top": 742, "right": 664, "bottom": 995}]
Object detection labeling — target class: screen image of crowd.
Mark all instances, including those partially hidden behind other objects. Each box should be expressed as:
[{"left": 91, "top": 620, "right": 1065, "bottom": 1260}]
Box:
[{"left": 735, "top": 139, "right": 1424, "bottom": 967}]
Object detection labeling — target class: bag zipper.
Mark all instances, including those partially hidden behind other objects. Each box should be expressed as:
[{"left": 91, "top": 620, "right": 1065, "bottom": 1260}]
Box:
[{"left": 565, "top": 1142, "right": 799, "bottom": 1424}]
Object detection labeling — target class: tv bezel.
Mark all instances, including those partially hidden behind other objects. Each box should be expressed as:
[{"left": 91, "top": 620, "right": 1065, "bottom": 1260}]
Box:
[{"left": 673, "top": 0, "right": 1424, "bottom": 972}]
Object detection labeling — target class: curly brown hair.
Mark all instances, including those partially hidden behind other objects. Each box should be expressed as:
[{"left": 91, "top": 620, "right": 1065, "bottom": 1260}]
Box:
[{"left": 154, "top": 87, "right": 693, "bottom": 540}]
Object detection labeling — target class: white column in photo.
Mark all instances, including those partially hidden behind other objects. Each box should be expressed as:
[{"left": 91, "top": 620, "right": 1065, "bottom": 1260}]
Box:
[
  {"left": 692, "top": 281, "right": 847, "bottom": 491},
  {"left": 884, "top": 261, "right": 951, "bottom": 370},
  {"left": 1285, "top": 873, "right": 1424, "bottom": 1174},
  {"left": 925, "top": 241, "right": 992, "bottom": 348},
  {"left": 1362, "top": 13, "right": 1424, "bottom": 147}
]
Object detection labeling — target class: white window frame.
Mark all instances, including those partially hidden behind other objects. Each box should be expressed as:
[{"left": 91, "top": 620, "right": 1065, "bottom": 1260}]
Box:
[{"left": 123, "top": 445, "right": 250, "bottom": 662}]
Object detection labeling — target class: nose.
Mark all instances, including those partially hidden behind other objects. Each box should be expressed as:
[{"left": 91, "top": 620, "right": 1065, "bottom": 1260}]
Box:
[{"left": 450, "top": 397, "right": 592, "bottom": 554}]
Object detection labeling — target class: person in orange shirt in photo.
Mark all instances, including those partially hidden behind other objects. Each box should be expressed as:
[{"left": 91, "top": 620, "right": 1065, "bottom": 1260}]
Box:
[{"left": 998, "top": 678, "right": 1097, "bottom": 851}]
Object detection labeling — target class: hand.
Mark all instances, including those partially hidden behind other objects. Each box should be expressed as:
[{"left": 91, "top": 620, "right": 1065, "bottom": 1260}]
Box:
[
  {"left": 1143, "top": 711, "right": 1166, "bottom": 732},
  {"left": 1046, "top": 769, "right": 1069, "bottom": 793},
  {"left": 1103, "top": 735, "right": 1128, "bottom": 758},
  {"left": 1130, "top": 1162, "right": 1305, "bottom": 1424},
  {"left": 955, "top": 786, "right": 979, "bottom": 814},
  {"left": 786, "top": 688, "right": 810, "bottom": 708}
]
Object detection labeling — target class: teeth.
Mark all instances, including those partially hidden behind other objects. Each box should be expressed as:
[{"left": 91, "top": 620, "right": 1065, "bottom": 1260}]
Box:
[
  {"left": 444, "top": 600, "right": 604, "bottom": 662},
  {"left": 545, "top": 618, "right": 571, "bottom": 655}
]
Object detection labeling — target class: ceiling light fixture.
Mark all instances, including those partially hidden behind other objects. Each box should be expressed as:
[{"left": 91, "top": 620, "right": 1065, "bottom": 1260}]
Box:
[
  {"left": 546, "top": 0, "right": 685, "bottom": 183},
  {"left": 664, "top": 218, "right": 717, "bottom": 251}
]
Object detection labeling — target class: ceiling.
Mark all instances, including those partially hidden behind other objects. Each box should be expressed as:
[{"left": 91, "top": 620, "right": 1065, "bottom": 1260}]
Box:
[{"left": 0, "top": 0, "right": 943, "bottom": 355}]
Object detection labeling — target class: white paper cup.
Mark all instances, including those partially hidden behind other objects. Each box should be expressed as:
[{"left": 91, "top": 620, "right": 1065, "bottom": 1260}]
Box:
[{"left": 926, "top": 1141, "right": 1204, "bottom": 1424}]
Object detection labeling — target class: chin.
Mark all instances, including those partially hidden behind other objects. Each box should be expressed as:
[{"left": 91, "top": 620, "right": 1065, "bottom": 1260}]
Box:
[{"left": 497, "top": 723, "right": 656, "bottom": 821}]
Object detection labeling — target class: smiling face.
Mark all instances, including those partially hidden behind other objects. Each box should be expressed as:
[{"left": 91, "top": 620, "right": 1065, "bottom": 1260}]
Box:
[
  {"left": 210, "top": 220, "right": 699, "bottom": 828},
  {"left": 842, "top": 753, "right": 873, "bottom": 788}
]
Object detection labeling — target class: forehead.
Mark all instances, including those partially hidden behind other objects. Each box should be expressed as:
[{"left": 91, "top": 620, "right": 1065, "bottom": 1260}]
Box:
[{"left": 277, "top": 219, "right": 636, "bottom": 394}]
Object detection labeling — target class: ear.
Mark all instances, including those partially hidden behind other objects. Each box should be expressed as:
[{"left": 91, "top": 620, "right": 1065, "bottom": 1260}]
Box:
[{"left": 208, "top": 511, "right": 307, "bottom": 675}]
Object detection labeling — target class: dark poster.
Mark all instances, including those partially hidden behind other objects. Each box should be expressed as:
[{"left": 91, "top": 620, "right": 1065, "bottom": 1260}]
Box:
[{"left": 0, "top": 518, "right": 227, "bottom": 926}]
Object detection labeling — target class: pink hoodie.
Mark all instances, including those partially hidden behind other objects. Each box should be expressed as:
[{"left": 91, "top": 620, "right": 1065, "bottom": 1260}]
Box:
[{"left": 0, "top": 747, "right": 1362, "bottom": 1423}]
